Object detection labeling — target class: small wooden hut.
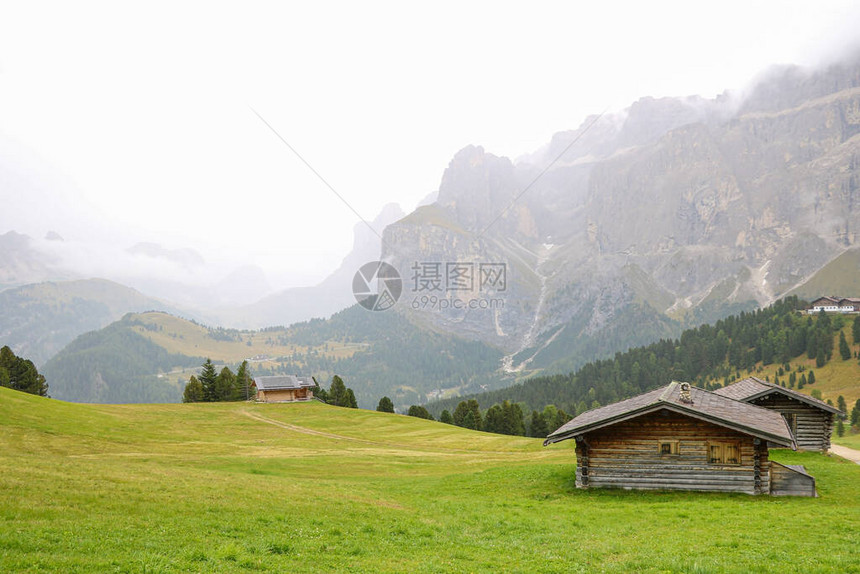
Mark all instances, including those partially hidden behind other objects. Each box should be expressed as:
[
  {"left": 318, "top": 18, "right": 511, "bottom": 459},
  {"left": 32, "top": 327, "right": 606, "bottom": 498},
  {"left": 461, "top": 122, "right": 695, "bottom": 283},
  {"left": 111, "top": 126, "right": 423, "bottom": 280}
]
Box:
[
  {"left": 545, "top": 381, "right": 816, "bottom": 496},
  {"left": 714, "top": 377, "right": 843, "bottom": 452},
  {"left": 253, "top": 375, "right": 315, "bottom": 403}
]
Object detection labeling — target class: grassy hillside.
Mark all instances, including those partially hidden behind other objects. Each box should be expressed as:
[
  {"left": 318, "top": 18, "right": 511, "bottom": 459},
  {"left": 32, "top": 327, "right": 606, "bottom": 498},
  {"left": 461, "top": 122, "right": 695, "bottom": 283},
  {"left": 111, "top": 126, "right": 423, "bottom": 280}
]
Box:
[
  {"left": 1, "top": 387, "right": 858, "bottom": 573},
  {"left": 43, "top": 307, "right": 503, "bottom": 407},
  {"left": 788, "top": 248, "right": 860, "bottom": 300},
  {"left": 750, "top": 322, "right": 860, "bottom": 405},
  {"left": 0, "top": 278, "right": 185, "bottom": 366}
]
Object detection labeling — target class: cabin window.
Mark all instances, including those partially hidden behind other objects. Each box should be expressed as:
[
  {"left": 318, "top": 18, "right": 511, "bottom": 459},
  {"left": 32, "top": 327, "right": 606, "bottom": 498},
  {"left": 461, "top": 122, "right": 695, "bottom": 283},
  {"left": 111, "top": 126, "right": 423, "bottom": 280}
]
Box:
[
  {"left": 708, "top": 442, "right": 740, "bottom": 464},
  {"left": 659, "top": 440, "right": 679, "bottom": 455}
]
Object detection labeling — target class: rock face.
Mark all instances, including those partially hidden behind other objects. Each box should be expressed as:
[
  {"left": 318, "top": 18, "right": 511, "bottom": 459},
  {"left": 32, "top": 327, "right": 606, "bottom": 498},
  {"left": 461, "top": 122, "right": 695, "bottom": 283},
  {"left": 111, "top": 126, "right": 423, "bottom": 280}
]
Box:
[{"left": 382, "top": 52, "right": 860, "bottom": 377}]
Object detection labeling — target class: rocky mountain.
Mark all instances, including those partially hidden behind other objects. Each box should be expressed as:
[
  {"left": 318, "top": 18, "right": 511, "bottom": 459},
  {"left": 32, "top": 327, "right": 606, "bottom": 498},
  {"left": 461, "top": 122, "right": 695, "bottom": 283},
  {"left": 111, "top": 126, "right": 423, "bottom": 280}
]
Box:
[
  {"left": 380, "top": 52, "right": 860, "bottom": 381},
  {"left": 7, "top": 54, "right": 860, "bottom": 406}
]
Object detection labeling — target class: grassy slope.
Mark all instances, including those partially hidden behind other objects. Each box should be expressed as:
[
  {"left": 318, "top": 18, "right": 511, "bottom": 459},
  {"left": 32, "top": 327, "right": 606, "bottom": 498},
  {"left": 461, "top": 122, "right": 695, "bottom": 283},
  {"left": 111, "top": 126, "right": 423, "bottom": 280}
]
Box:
[
  {"left": 788, "top": 248, "right": 860, "bottom": 300},
  {"left": 131, "top": 312, "right": 359, "bottom": 364},
  {"left": 1, "top": 388, "right": 859, "bottom": 573}
]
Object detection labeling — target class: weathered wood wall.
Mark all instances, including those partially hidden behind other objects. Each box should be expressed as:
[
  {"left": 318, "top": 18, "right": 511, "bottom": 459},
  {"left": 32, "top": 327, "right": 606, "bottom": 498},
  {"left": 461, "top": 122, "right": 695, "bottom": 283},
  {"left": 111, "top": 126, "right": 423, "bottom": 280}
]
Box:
[
  {"left": 577, "top": 410, "right": 770, "bottom": 495},
  {"left": 259, "top": 389, "right": 296, "bottom": 402},
  {"left": 257, "top": 388, "right": 313, "bottom": 402},
  {"left": 750, "top": 394, "right": 833, "bottom": 452},
  {"left": 770, "top": 462, "right": 817, "bottom": 497}
]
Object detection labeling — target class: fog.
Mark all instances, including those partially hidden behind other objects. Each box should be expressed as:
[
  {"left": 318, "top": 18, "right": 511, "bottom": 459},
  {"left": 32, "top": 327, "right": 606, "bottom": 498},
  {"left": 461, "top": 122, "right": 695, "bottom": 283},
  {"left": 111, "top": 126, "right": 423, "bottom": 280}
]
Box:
[{"left": 2, "top": 1, "right": 859, "bottom": 294}]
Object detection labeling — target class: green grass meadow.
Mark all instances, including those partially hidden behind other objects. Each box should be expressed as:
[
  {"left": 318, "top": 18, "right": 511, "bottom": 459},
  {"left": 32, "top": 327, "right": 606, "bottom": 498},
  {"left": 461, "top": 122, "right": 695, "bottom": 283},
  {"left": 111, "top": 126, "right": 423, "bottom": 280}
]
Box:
[{"left": 1, "top": 387, "right": 859, "bottom": 573}]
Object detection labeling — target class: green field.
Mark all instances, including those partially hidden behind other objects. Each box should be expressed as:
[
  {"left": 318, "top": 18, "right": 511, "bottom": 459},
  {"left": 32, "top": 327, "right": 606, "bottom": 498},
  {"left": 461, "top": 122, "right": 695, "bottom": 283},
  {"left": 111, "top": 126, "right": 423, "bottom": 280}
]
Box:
[{"left": 2, "top": 387, "right": 859, "bottom": 573}]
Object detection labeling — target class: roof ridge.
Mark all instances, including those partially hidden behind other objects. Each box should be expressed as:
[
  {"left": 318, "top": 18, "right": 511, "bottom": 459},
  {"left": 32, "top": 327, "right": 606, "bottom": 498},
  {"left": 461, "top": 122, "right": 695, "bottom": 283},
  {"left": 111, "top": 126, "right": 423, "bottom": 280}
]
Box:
[
  {"left": 769, "top": 381, "right": 844, "bottom": 414},
  {"left": 658, "top": 381, "right": 678, "bottom": 403},
  {"left": 747, "top": 376, "right": 771, "bottom": 386}
]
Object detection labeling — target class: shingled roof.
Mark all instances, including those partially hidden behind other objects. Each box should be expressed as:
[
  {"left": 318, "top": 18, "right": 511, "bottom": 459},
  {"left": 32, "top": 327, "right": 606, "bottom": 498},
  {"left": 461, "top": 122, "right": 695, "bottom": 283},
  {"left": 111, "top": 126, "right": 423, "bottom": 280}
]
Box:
[
  {"left": 253, "top": 375, "right": 315, "bottom": 391},
  {"left": 714, "top": 376, "right": 844, "bottom": 415},
  {"left": 544, "top": 381, "right": 795, "bottom": 448}
]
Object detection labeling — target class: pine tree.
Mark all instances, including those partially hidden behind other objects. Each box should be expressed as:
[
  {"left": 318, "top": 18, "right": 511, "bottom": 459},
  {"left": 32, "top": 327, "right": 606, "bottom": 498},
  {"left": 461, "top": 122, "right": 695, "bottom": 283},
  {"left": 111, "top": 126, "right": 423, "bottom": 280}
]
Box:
[
  {"left": 808, "top": 370, "right": 816, "bottom": 385},
  {"left": 199, "top": 359, "right": 218, "bottom": 402},
  {"left": 851, "top": 399, "right": 860, "bottom": 427},
  {"left": 853, "top": 316, "right": 860, "bottom": 346},
  {"left": 215, "top": 367, "right": 236, "bottom": 401},
  {"left": 329, "top": 375, "right": 348, "bottom": 406},
  {"left": 183, "top": 376, "right": 204, "bottom": 402},
  {"left": 345, "top": 388, "right": 358, "bottom": 409},
  {"left": 462, "top": 410, "right": 478, "bottom": 430},
  {"left": 541, "top": 405, "right": 570, "bottom": 432},
  {"left": 313, "top": 377, "right": 328, "bottom": 404},
  {"left": 453, "top": 400, "right": 482, "bottom": 430},
  {"left": 837, "top": 395, "right": 847, "bottom": 413},
  {"left": 528, "top": 410, "right": 549, "bottom": 437},
  {"left": 0, "top": 346, "right": 14, "bottom": 371},
  {"left": 816, "top": 345, "right": 827, "bottom": 368},
  {"left": 839, "top": 331, "right": 851, "bottom": 360},
  {"left": 439, "top": 410, "right": 454, "bottom": 424},
  {"left": 836, "top": 418, "right": 845, "bottom": 437},
  {"left": 236, "top": 360, "right": 251, "bottom": 400},
  {"left": 807, "top": 330, "right": 818, "bottom": 360},
  {"left": 499, "top": 400, "right": 525, "bottom": 436},
  {"left": 483, "top": 404, "right": 504, "bottom": 433},
  {"left": 0, "top": 346, "right": 48, "bottom": 397},
  {"left": 376, "top": 396, "right": 395, "bottom": 413}
]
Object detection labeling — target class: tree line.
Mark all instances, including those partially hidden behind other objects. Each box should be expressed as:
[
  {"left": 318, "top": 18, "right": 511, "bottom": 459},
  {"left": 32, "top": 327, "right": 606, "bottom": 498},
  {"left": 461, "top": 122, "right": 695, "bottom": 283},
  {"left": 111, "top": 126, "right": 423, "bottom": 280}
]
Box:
[
  {"left": 315, "top": 375, "right": 359, "bottom": 408},
  {"left": 428, "top": 297, "right": 855, "bottom": 423},
  {"left": 378, "top": 396, "right": 571, "bottom": 438},
  {"left": 183, "top": 363, "right": 361, "bottom": 410},
  {"left": 183, "top": 359, "right": 252, "bottom": 402}
]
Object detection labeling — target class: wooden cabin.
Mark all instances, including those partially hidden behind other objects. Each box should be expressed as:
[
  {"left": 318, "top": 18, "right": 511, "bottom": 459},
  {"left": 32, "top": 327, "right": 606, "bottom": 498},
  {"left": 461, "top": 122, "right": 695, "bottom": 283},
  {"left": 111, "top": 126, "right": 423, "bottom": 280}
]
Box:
[
  {"left": 253, "top": 375, "right": 315, "bottom": 403},
  {"left": 544, "top": 381, "right": 817, "bottom": 496},
  {"left": 715, "top": 377, "right": 843, "bottom": 452}
]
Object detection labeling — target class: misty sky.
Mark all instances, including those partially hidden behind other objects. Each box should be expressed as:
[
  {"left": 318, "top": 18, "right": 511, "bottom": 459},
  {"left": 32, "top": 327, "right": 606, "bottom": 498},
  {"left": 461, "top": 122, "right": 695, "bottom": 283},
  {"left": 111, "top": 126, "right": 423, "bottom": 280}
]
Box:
[{"left": 2, "top": 1, "right": 860, "bottom": 289}]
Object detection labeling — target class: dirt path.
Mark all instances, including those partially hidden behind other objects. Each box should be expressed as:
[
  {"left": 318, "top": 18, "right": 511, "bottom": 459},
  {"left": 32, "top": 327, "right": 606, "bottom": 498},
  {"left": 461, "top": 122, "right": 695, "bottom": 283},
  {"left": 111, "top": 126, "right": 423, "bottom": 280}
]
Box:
[{"left": 830, "top": 444, "right": 860, "bottom": 465}]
